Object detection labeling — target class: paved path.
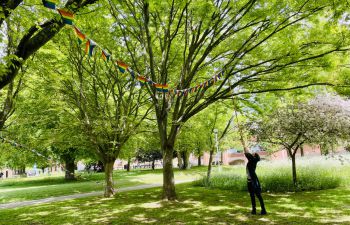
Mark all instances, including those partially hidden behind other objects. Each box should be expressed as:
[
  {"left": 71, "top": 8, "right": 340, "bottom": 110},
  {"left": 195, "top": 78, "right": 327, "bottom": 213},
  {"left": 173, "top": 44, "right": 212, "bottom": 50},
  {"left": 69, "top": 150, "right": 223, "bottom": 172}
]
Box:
[{"left": 0, "top": 179, "right": 194, "bottom": 210}]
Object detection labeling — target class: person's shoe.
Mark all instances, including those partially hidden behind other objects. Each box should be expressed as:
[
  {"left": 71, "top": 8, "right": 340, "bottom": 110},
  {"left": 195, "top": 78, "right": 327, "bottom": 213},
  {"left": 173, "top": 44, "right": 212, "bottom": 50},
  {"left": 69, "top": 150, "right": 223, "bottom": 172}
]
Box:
[
  {"left": 261, "top": 209, "right": 267, "bottom": 215},
  {"left": 251, "top": 209, "right": 256, "bottom": 215}
]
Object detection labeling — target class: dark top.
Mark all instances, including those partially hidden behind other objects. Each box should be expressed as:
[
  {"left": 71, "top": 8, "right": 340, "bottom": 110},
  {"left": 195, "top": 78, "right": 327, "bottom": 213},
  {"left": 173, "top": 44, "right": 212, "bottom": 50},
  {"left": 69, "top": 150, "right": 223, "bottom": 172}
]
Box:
[{"left": 245, "top": 153, "right": 261, "bottom": 192}]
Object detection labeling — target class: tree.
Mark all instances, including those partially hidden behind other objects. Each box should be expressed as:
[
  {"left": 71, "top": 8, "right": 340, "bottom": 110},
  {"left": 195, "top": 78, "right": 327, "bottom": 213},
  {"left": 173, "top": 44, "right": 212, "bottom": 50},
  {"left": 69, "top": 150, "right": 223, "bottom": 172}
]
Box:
[
  {"left": 0, "top": 0, "right": 100, "bottom": 90},
  {"left": 60, "top": 38, "right": 152, "bottom": 197},
  {"left": 108, "top": 0, "right": 350, "bottom": 200},
  {"left": 252, "top": 94, "right": 350, "bottom": 186}
]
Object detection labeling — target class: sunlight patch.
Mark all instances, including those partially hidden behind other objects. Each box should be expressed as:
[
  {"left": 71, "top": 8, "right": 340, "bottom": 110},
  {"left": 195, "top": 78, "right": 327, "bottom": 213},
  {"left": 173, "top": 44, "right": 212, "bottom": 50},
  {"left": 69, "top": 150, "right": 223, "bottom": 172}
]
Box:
[
  {"left": 183, "top": 200, "right": 203, "bottom": 208},
  {"left": 132, "top": 214, "right": 157, "bottom": 223},
  {"left": 207, "top": 205, "right": 231, "bottom": 211},
  {"left": 319, "top": 215, "right": 350, "bottom": 223},
  {"left": 34, "top": 211, "right": 51, "bottom": 216},
  {"left": 140, "top": 201, "right": 162, "bottom": 208}
]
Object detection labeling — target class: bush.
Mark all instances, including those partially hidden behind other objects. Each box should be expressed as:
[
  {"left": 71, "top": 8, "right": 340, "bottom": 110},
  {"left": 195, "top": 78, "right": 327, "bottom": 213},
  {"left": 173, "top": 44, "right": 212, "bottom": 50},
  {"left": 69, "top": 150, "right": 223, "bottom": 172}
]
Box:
[{"left": 196, "top": 165, "right": 342, "bottom": 192}]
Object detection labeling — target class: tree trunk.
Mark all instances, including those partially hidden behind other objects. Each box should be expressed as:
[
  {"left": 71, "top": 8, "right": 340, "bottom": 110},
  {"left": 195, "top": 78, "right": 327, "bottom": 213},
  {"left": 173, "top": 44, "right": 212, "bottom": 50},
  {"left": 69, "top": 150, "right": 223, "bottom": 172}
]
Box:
[
  {"left": 291, "top": 154, "right": 297, "bottom": 188},
  {"left": 64, "top": 157, "right": 76, "bottom": 181},
  {"left": 300, "top": 145, "right": 304, "bottom": 157},
  {"left": 177, "top": 152, "right": 183, "bottom": 169},
  {"left": 207, "top": 149, "right": 215, "bottom": 182},
  {"left": 181, "top": 151, "right": 189, "bottom": 170},
  {"left": 104, "top": 158, "right": 116, "bottom": 197},
  {"left": 163, "top": 147, "right": 176, "bottom": 200},
  {"left": 152, "top": 160, "right": 155, "bottom": 170},
  {"left": 127, "top": 157, "right": 131, "bottom": 172},
  {"left": 198, "top": 155, "right": 201, "bottom": 166}
]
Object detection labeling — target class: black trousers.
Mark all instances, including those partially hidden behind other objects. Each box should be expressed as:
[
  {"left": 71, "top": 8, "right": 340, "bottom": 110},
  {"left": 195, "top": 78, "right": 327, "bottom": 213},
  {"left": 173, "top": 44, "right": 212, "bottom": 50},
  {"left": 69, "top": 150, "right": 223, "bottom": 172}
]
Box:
[{"left": 248, "top": 181, "right": 265, "bottom": 211}]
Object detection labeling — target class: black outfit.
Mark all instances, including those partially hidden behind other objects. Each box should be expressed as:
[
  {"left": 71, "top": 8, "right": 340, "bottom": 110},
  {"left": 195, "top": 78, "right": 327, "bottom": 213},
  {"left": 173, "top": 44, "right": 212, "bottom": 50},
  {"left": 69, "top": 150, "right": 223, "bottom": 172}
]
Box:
[{"left": 245, "top": 153, "right": 266, "bottom": 215}]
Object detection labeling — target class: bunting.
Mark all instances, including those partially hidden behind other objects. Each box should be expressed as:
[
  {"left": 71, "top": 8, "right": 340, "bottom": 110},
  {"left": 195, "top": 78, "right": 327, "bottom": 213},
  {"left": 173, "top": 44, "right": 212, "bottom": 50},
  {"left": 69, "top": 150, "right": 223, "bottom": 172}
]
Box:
[
  {"left": 73, "top": 26, "right": 86, "bottom": 44},
  {"left": 101, "top": 50, "right": 111, "bottom": 62},
  {"left": 85, "top": 39, "right": 97, "bottom": 57},
  {"left": 127, "top": 68, "right": 135, "bottom": 79},
  {"left": 137, "top": 75, "right": 147, "bottom": 86},
  {"left": 117, "top": 61, "right": 128, "bottom": 73},
  {"left": 154, "top": 83, "right": 169, "bottom": 93},
  {"left": 57, "top": 9, "right": 74, "bottom": 25},
  {"left": 42, "top": 0, "right": 57, "bottom": 9},
  {"left": 41, "top": 1, "right": 226, "bottom": 95}
]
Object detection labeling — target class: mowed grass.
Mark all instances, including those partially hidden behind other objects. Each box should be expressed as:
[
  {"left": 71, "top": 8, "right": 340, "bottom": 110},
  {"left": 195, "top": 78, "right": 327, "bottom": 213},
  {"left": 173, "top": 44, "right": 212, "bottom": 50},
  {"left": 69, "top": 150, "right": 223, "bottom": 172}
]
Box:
[
  {"left": 0, "top": 183, "right": 350, "bottom": 225},
  {"left": 0, "top": 167, "right": 205, "bottom": 204}
]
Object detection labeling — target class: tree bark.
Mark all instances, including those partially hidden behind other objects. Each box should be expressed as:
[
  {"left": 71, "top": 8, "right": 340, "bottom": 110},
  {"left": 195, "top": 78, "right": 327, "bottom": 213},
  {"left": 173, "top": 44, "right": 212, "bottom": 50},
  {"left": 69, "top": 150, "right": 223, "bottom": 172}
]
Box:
[
  {"left": 291, "top": 153, "right": 297, "bottom": 188},
  {"left": 181, "top": 151, "right": 190, "bottom": 170},
  {"left": 207, "top": 149, "right": 215, "bottom": 182},
  {"left": 198, "top": 155, "right": 201, "bottom": 166},
  {"left": 127, "top": 157, "right": 131, "bottom": 172},
  {"left": 162, "top": 147, "right": 176, "bottom": 200},
  {"left": 103, "top": 158, "right": 116, "bottom": 197},
  {"left": 300, "top": 145, "right": 304, "bottom": 157},
  {"left": 177, "top": 152, "right": 183, "bottom": 169},
  {"left": 64, "top": 157, "right": 76, "bottom": 181}
]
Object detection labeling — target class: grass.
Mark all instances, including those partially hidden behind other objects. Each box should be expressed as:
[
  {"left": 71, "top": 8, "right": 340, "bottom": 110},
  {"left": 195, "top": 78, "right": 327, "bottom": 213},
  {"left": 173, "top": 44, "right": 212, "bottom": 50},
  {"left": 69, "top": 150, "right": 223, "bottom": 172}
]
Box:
[
  {"left": 0, "top": 156, "right": 350, "bottom": 224},
  {"left": 0, "top": 182, "right": 350, "bottom": 224},
  {"left": 197, "top": 166, "right": 344, "bottom": 192},
  {"left": 197, "top": 156, "right": 350, "bottom": 192},
  {"left": 0, "top": 167, "right": 205, "bottom": 204}
]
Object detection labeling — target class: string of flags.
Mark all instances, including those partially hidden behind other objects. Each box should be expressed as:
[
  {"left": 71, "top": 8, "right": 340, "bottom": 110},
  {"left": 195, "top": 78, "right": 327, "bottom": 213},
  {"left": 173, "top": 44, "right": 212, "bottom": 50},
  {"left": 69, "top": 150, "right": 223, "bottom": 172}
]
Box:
[
  {"left": 0, "top": 135, "right": 46, "bottom": 158},
  {"left": 42, "top": 0, "right": 225, "bottom": 95}
]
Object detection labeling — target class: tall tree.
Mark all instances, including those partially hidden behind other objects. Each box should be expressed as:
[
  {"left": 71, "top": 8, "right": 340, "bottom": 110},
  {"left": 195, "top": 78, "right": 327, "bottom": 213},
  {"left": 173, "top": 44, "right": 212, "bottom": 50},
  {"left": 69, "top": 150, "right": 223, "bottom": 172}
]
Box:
[
  {"left": 61, "top": 38, "right": 152, "bottom": 197},
  {"left": 108, "top": 0, "right": 349, "bottom": 200}
]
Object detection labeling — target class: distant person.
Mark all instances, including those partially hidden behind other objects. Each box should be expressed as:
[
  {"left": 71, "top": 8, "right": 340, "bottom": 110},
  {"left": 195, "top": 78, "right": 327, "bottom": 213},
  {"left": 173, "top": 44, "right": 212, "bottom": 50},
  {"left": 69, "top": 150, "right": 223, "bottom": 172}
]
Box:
[{"left": 245, "top": 152, "right": 267, "bottom": 215}]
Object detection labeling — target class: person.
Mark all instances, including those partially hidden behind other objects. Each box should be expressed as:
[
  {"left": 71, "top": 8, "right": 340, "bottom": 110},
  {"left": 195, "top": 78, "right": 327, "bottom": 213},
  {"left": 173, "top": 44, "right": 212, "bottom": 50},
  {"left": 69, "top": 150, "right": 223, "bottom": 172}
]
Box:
[{"left": 245, "top": 152, "right": 267, "bottom": 215}]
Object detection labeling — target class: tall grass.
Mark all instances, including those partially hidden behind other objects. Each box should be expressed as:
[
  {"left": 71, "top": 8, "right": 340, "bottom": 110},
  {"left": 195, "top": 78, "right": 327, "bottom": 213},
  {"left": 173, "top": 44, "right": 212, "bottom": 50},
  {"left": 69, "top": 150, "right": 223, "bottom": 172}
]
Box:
[{"left": 195, "top": 155, "right": 349, "bottom": 192}]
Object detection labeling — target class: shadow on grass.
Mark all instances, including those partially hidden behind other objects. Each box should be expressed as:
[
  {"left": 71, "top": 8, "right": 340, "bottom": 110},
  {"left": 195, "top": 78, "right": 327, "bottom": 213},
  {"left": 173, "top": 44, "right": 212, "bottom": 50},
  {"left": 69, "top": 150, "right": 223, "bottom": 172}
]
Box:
[{"left": 1, "top": 183, "right": 350, "bottom": 225}]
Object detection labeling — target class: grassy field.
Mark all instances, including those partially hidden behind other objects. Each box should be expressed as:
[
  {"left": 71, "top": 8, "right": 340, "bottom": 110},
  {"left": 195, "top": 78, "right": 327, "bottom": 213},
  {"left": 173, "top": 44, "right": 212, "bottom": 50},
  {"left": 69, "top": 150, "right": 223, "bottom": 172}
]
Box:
[
  {"left": 1, "top": 156, "right": 349, "bottom": 224},
  {"left": 0, "top": 183, "right": 349, "bottom": 224},
  {"left": 0, "top": 167, "right": 205, "bottom": 204}
]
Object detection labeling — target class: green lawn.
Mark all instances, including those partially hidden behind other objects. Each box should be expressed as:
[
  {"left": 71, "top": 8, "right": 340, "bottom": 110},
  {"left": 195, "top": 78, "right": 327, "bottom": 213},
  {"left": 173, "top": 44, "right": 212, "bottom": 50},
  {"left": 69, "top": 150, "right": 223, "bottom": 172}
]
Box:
[
  {"left": 1, "top": 158, "right": 350, "bottom": 224},
  {"left": 0, "top": 182, "right": 349, "bottom": 224},
  {"left": 0, "top": 167, "right": 205, "bottom": 204}
]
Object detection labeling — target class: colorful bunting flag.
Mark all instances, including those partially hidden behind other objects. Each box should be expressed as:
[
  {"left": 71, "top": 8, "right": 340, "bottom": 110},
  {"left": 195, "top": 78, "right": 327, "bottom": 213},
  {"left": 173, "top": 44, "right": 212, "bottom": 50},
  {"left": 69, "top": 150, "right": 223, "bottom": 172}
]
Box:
[
  {"left": 101, "top": 50, "right": 111, "bottom": 62},
  {"left": 117, "top": 61, "right": 128, "bottom": 73},
  {"left": 73, "top": 26, "right": 85, "bottom": 44},
  {"left": 42, "top": 0, "right": 57, "bottom": 10},
  {"left": 154, "top": 83, "right": 169, "bottom": 93},
  {"left": 127, "top": 68, "right": 135, "bottom": 79},
  {"left": 57, "top": 9, "right": 74, "bottom": 25},
  {"left": 147, "top": 79, "right": 154, "bottom": 85},
  {"left": 137, "top": 75, "right": 147, "bottom": 86},
  {"left": 85, "top": 39, "right": 97, "bottom": 57}
]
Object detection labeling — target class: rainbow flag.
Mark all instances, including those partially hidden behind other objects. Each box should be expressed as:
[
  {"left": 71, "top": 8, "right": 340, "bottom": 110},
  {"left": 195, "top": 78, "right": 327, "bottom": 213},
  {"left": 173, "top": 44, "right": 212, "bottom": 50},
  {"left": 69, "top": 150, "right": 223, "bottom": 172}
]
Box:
[
  {"left": 42, "top": 0, "right": 57, "bottom": 9},
  {"left": 218, "top": 71, "right": 223, "bottom": 79},
  {"left": 101, "top": 50, "right": 111, "bottom": 62},
  {"left": 57, "top": 9, "right": 74, "bottom": 25},
  {"left": 116, "top": 61, "right": 128, "bottom": 73},
  {"left": 85, "top": 39, "right": 97, "bottom": 57},
  {"left": 137, "top": 75, "right": 147, "bottom": 86},
  {"left": 127, "top": 68, "right": 135, "bottom": 79},
  {"left": 154, "top": 83, "right": 169, "bottom": 92},
  {"left": 73, "top": 26, "right": 85, "bottom": 44}
]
